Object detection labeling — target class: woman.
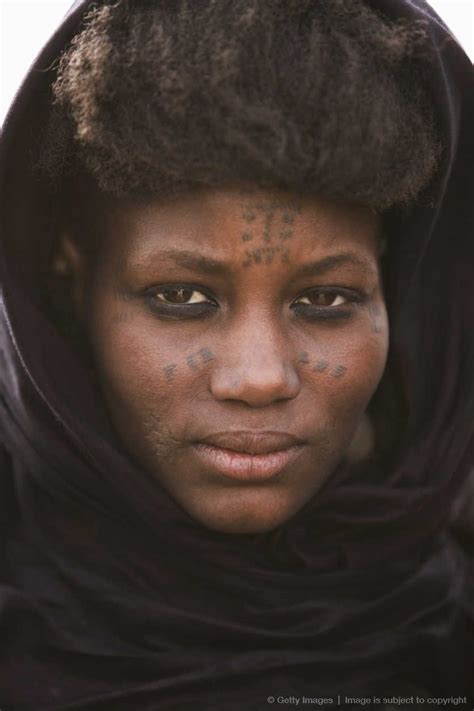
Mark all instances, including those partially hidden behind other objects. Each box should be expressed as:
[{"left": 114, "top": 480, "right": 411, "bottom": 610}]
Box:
[{"left": 0, "top": 1, "right": 473, "bottom": 708}]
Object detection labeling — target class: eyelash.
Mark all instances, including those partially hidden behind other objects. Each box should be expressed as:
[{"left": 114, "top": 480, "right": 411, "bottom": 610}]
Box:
[
  {"left": 144, "top": 284, "right": 366, "bottom": 321},
  {"left": 291, "top": 287, "right": 365, "bottom": 321},
  {"left": 144, "top": 285, "right": 218, "bottom": 320}
]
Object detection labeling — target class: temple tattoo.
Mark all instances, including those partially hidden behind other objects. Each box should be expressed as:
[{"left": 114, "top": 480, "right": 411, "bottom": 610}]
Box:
[{"left": 368, "top": 302, "right": 384, "bottom": 334}]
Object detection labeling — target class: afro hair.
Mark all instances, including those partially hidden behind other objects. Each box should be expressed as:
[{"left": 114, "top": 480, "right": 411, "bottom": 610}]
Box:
[{"left": 40, "top": 0, "right": 443, "bottom": 212}]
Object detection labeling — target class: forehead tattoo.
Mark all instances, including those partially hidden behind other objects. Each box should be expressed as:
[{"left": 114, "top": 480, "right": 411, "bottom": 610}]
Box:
[{"left": 239, "top": 197, "right": 302, "bottom": 268}]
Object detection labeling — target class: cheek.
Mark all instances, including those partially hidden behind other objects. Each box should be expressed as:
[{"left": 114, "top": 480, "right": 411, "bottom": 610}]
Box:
[
  {"left": 86, "top": 313, "right": 194, "bottom": 469},
  {"left": 87, "top": 300, "right": 206, "bottom": 429},
  {"left": 333, "top": 340, "right": 387, "bottom": 419},
  {"left": 301, "top": 317, "right": 389, "bottom": 429}
]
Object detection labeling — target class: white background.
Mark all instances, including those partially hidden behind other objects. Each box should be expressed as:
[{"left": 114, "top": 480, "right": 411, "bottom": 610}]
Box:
[{"left": 0, "top": 0, "right": 473, "bottom": 126}]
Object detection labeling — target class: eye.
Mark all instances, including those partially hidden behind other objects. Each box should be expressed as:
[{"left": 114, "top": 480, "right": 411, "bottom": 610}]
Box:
[
  {"left": 144, "top": 284, "right": 218, "bottom": 320},
  {"left": 294, "top": 292, "right": 347, "bottom": 307},
  {"left": 155, "top": 287, "right": 211, "bottom": 305},
  {"left": 291, "top": 287, "right": 365, "bottom": 322}
]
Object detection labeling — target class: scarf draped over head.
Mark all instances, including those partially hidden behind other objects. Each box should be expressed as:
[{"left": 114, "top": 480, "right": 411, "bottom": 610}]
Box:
[{"left": 0, "top": 1, "right": 473, "bottom": 708}]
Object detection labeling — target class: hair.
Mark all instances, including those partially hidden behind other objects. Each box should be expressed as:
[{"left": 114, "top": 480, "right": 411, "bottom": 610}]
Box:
[{"left": 38, "top": 0, "right": 443, "bottom": 214}]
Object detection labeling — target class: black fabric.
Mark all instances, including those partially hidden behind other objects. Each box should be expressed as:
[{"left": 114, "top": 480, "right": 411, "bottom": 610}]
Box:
[{"left": 0, "top": 1, "right": 473, "bottom": 709}]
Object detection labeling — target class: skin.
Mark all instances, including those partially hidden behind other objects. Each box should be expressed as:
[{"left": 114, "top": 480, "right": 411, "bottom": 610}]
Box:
[{"left": 57, "top": 186, "right": 389, "bottom": 534}]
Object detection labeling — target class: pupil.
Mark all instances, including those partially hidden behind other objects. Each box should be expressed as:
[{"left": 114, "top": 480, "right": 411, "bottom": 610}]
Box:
[
  {"left": 164, "top": 288, "right": 192, "bottom": 304},
  {"left": 309, "top": 292, "right": 334, "bottom": 306}
]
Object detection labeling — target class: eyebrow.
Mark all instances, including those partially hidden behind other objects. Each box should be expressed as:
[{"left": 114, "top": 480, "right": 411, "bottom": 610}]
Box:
[
  {"left": 295, "top": 253, "right": 376, "bottom": 278},
  {"left": 150, "top": 250, "right": 229, "bottom": 275},
  {"left": 126, "top": 249, "right": 375, "bottom": 277}
]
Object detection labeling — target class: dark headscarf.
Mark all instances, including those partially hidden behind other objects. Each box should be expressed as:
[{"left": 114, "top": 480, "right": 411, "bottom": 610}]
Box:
[{"left": 1, "top": 1, "right": 473, "bottom": 709}]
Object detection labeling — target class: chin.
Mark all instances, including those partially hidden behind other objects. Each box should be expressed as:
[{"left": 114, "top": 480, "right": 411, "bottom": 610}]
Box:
[
  {"left": 181, "top": 489, "right": 303, "bottom": 535},
  {"left": 204, "top": 516, "right": 283, "bottom": 536}
]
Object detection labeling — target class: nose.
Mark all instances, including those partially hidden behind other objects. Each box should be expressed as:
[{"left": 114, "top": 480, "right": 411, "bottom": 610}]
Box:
[{"left": 209, "top": 318, "right": 301, "bottom": 407}]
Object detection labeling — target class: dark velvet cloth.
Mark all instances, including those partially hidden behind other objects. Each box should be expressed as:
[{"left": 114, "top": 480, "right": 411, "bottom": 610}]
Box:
[{"left": 0, "top": 1, "right": 473, "bottom": 709}]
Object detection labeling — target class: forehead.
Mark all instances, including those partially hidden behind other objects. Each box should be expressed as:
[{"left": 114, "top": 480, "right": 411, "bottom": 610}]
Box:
[{"left": 98, "top": 186, "right": 381, "bottom": 266}]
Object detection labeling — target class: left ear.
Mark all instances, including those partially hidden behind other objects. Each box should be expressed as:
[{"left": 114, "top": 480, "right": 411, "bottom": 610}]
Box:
[{"left": 51, "top": 230, "right": 88, "bottom": 320}]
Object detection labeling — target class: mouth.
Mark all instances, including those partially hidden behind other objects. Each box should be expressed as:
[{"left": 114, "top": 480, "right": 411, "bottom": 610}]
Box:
[{"left": 192, "top": 431, "right": 305, "bottom": 482}]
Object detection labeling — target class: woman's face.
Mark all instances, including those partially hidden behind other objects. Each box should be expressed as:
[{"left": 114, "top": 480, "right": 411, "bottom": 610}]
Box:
[{"left": 68, "top": 186, "right": 389, "bottom": 534}]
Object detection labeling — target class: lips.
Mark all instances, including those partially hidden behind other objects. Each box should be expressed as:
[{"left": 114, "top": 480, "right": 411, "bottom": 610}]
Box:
[{"left": 193, "top": 431, "right": 305, "bottom": 482}]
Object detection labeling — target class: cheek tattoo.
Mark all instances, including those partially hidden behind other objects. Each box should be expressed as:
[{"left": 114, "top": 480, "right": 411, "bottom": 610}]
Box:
[
  {"left": 331, "top": 364, "right": 348, "bottom": 378},
  {"left": 164, "top": 364, "right": 178, "bottom": 383},
  {"left": 314, "top": 360, "right": 330, "bottom": 373},
  {"left": 298, "top": 351, "right": 348, "bottom": 379},
  {"left": 163, "top": 347, "right": 216, "bottom": 383},
  {"left": 164, "top": 350, "right": 347, "bottom": 385},
  {"left": 298, "top": 352, "right": 311, "bottom": 365}
]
